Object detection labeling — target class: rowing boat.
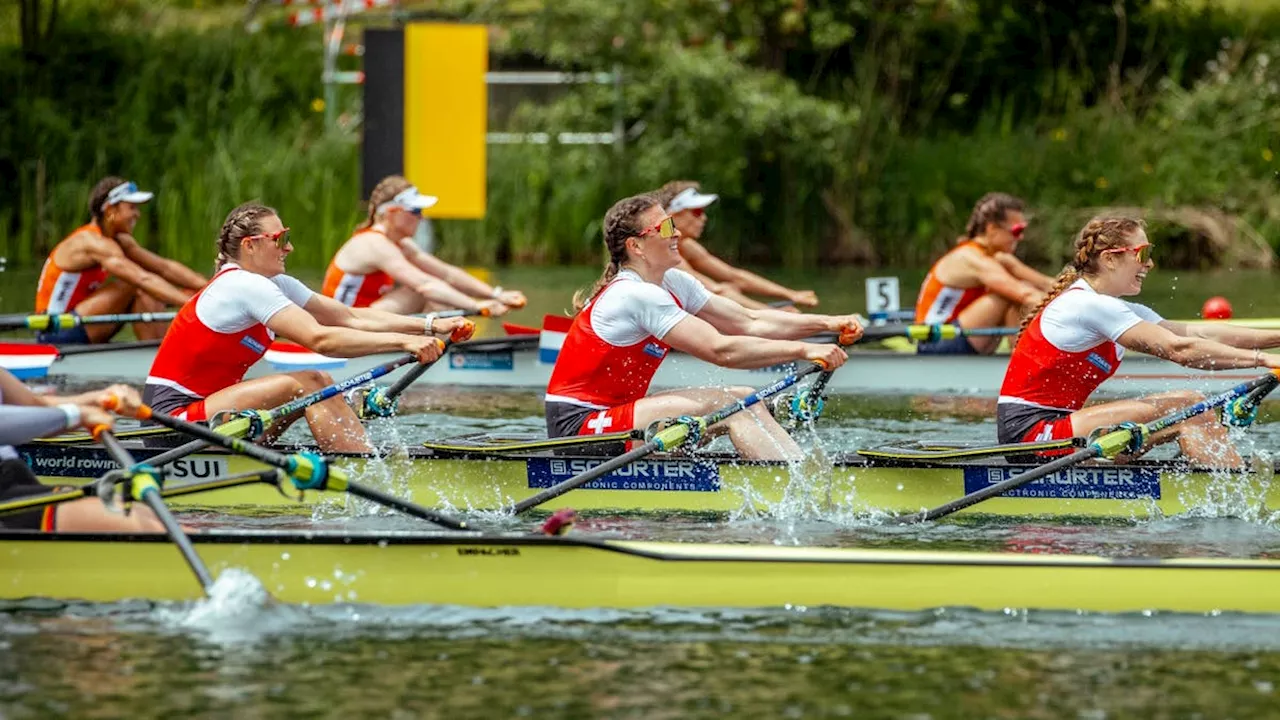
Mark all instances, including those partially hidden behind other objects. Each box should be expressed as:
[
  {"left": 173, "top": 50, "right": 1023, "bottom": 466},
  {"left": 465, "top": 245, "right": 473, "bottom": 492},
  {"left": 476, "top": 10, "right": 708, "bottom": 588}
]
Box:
[
  {"left": 3, "top": 332, "right": 1273, "bottom": 397},
  {"left": 20, "top": 430, "right": 1279, "bottom": 519},
  {"left": 4, "top": 528, "right": 1280, "bottom": 613}
]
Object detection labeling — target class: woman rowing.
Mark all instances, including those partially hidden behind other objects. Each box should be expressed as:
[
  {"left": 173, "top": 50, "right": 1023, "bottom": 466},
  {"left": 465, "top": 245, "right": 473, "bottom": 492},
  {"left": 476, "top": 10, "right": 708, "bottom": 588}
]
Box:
[
  {"left": 143, "top": 202, "right": 473, "bottom": 453},
  {"left": 35, "top": 176, "right": 208, "bottom": 344},
  {"left": 0, "top": 374, "right": 165, "bottom": 532},
  {"left": 914, "top": 192, "right": 1054, "bottom": 354},
  {"left": 999, "top": 216, "right": 1280, "bottom": 467},
  {"left": 322, "top": 175, "right": 525, "bottom": 316},
  {"left": 656, "top": 180, "right": 819, "bottom": 311},
  {"left": 545, "top": 193, "right": 862, "bottom": 461}
]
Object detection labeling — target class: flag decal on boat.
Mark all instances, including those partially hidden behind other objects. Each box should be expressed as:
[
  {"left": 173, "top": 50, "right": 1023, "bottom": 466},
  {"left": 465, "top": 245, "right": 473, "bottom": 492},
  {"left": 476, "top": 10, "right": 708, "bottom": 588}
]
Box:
[
  {"left": 0, "top": 343, "right": 61, "bottom": 380},
  {"left": 539, "top": 314, "right": 572, "bottom": 365},
  {"left": 263, "top": 341, "right": 349, "bottom": 371}
]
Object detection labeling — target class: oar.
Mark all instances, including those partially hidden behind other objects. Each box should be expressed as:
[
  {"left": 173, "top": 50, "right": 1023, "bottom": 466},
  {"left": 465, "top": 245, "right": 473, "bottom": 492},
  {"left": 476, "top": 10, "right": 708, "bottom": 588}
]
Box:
[
  {"left": 93, "top": 426, "right": 216, "bottom": 594},
  {"left": 116, "top": 399, "right": 470, "bottom": 530},
  {"left": 894, "top": 370, "right": 1280, "bottom": 524},
  {"left": 508, "top": 362, "right": 830, "bottom": 514},
  {"left": 860, "top": 323, "right": 1016, "bottom": 342},
  {"left": 778, "top": 325, "right": 860, "bottom": 424},
  {"left": 360, "top": 324, "right": 472, "bottom": 418},
  {"left": 0, "top": 311, "right": 178, "bottom": 331}
]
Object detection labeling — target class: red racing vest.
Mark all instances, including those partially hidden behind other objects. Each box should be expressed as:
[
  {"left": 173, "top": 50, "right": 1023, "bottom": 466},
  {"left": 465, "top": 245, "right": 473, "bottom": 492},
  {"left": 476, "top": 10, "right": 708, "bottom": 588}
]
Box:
[
  {"left": 146, "top": 266, "right": 273, "bottom": 399},
  {"left": 545, "top": 281, "right": 679, "bottom": 408},
  {"left": 999, "top": 290, "right": 1122, "bottom": 411}
]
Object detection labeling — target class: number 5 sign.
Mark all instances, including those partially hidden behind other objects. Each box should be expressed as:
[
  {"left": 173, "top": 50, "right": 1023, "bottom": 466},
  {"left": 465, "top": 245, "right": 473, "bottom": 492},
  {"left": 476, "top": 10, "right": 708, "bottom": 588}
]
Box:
[{"left": 865, "top": 277, "right": 901, "bottom": 314}]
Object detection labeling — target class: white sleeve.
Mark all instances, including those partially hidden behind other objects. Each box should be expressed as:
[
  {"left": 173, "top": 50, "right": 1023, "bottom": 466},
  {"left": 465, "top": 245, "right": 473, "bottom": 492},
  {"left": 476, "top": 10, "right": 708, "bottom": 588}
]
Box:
[
  {"left": 591, "top": 281, "right": 691, "bottom": 346},
  {"left": 195, "top": 272, "right": 299, "bottom": 332},
  {"left": 1124, "top": 301, "right": 1163, "bottom": 324},
  {"left": 1080, "top": 293, "right": 1154, "bottom": 341},
  {"left": 271, "top": 274, "right": 316, "bottom": 307},
  {"left": 661, "top": 269, "right": 712, "bottom": 315}
]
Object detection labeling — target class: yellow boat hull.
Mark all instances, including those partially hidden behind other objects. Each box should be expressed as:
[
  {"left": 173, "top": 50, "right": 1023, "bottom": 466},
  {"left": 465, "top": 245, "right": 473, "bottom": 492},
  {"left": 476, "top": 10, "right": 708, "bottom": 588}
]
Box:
[{"left": 4, "top": 530, "right": 1280, "bottom": 614}]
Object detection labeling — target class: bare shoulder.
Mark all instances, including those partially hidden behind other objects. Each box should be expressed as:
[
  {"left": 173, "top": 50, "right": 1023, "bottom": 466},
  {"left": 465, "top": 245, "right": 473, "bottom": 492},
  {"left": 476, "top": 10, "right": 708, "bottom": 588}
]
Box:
[{"left": 933, "top": 244, "right": 991, "bottom": 286}]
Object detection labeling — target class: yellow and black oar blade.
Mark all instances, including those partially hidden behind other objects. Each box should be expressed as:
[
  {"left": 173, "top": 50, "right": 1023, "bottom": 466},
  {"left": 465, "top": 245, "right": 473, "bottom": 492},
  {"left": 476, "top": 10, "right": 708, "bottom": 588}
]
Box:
[{"left": 95, "top": 427, "right": 215, "bottom": 594}]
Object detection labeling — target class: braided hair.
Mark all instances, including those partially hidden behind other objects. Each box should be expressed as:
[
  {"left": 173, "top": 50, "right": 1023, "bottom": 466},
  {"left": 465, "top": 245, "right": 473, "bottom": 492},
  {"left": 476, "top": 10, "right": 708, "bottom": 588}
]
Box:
[
  {"left": 1016, "top": 216, "right": 1146, "bottom": 343},
  {"left": 573, "top": 193, "right": 663, "bottom": 311},
  {"left": 215, "top": 202, "right": 279, "bottom": 271}
]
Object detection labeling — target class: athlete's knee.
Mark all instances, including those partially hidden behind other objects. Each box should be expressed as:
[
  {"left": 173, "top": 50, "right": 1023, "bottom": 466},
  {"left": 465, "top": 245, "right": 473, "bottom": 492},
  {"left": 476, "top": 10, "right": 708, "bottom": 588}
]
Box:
[{"left": 296, "top": 370, "right": 334, "bottom": 390}]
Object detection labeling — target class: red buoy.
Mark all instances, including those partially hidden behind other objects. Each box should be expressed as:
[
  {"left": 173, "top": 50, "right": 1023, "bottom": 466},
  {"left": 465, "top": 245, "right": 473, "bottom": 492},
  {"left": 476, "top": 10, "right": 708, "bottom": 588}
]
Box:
[{"left": 1202, "top": 296, "right": 1233, "bottom": 320}]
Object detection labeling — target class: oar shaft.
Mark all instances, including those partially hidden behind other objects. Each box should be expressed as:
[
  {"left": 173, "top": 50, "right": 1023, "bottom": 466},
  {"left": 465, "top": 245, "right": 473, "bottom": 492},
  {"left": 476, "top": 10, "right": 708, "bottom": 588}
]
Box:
[
  {"left": 141, "top": 409, "right": 295, "bottom": 471},
  {"left": 267, "top": 353, "right": 418, "bottom": 421},
  {"left": 704, "top": 364, "right": 824, "bottom": 426},
  {"left": 345, "top": 481, "right": 468, "bottom": 530},
  {"left": 96, "top": 429, "right": 215, "bottom": 594},
  {"left": 0, "top": 311, "right": 178, "bottom": 331},
  {"left": 510, "top": 441, "right": 659, "bottom": 514},
  {"left": 384, "top": 340, "right": 453, "bottom": 403}
]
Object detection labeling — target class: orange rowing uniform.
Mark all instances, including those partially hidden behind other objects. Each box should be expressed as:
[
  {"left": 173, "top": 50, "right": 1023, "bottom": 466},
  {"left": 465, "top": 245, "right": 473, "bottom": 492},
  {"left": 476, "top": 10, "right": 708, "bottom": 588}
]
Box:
[
  {"left": 321, "top": 231, "right": 396, "bottom": 308},
  {"left": 35, "top": 223, "right": 109, "bottom": 314},
  {"left": 914, "top": 240, "right": 990, "bottom": 324}
]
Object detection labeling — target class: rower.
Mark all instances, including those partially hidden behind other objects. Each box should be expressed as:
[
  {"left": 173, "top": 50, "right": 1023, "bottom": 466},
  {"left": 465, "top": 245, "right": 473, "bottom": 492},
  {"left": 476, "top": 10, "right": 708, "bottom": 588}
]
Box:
[
  {"left": 914, "top": 192, "right": 1053, "bottom": 354},
  {"left": 656, "top": 180, "right": 819, "bottom": 312},
  {"left": 322, "top": 175, "right": 524, "bottom": 316},
  {"left": 142, "top": 202, "right": 473, "bottom": 453},
  {"left": 0, "top": 371, "right": 165, "bottom": 533},
  {"left": 544, "top": 192, "right": 861, "bottom": 461},
  {"left": 34, "top": 176, "right": 208, "bottom": 344},
  {"left": 998, "top": 216, "right": 1280, "bottom": 468}
]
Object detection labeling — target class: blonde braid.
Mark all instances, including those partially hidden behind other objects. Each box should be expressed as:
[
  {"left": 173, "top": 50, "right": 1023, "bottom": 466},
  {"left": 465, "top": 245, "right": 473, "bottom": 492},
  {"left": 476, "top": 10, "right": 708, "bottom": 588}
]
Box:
[{"left": 1015, "top": 216, "right": 1145, "bottom": 344}]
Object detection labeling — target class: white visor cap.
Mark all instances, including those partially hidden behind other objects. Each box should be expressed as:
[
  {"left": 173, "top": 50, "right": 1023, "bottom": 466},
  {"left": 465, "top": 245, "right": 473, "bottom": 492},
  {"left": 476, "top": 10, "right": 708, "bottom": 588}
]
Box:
[{"left": 665, "top": 187, "right": 719, "bottom": 214}]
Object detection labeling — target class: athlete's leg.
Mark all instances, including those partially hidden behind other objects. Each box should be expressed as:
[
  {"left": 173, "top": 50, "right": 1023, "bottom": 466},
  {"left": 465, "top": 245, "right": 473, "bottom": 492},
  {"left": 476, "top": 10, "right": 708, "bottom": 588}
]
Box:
[
  {"left": 54, "top": 498, "right": 167, "bottom": 532},
  {"left": 201, "top": 371, "right": 373, "bottom": 453},
  {"left": 370, "top": 286, "right": 428, "bottom": 315},
  {"left": 128, "top": 288, "right": 172, "bottom": 341},
  {"left": 1068, "top": 390, "right": 1243, "bottom": 468},
  {"left": 631, "top": 387, "right": 802, "bottom": 461},
  {"left": 73, "top": 281, "right": 136, "bottom": 343},
  {"left": 956, "top": 293, "right": 1020, "bottom": 354}
]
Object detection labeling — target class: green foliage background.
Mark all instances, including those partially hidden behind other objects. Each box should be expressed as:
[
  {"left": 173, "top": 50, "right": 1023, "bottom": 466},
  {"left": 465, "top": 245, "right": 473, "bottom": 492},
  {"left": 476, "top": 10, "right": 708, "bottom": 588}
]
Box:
[{"left": 2, "top": 0, "right": 1279, "bottom": 271}]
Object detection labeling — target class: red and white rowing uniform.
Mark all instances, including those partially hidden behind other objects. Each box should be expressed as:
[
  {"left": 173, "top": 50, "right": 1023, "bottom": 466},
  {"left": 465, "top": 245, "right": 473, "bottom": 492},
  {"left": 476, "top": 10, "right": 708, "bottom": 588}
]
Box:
[
  {"left": 914, "top": 241, "right": 991, "bottom": 324},
  {"left": 544, "top": 269, "right": 711, "bottom": 437},
  {"left": 34, "top": 223, "right": 109, "bottom": 314},
  {"left": 142, "top": 264, "right": 314, "bottom": 421},
  {"left": 996, "top": 279, "right": 1163, "bottom": 444}
]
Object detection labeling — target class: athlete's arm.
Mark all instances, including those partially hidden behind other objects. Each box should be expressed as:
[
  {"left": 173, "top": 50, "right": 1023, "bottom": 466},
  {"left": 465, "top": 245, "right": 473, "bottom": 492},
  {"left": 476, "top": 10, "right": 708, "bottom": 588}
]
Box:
[
  {"left": 302, "top": 293, "right": 474, "bottom": 340},
  {"left": 694, "top": 294, "right": 860, "bottom": 341},
  {"left": 1118, "top": 321, "right": 1280, "bottom": 370},
  {"left": 116, "top": 234, "right": 208, "bottom": 290},
  {"left": 399, "top": 240, "right": 526, "bottom": 307},
  {"left": 967, "top": 253, "right": 1041, "bottom": 306},
  {"left": 994, "top": 252, "right": 1054, "bottom": 292},
  {"left": 267, "top": 305, "right": 444, "bottom": 360},
  {"left": 1161, "top": 321, "right": 1280, "bottom": 350},
  {"left": 683, "top": 238, "right": 816, "bottom": 305},
  {"left": 86, "top": 238, "right": 192, "bottom": 306},
  {"left": 662, "top": 314, "right": 846, "bottom": 370},
  {"left": 370, "top": 242, "right": 506, "bottom": 315}
]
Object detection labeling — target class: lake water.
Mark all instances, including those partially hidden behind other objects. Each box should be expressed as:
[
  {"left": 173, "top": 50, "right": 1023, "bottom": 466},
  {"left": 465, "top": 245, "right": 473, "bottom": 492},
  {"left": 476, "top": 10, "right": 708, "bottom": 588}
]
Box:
[{"left": 4, "top": 264, "right": 1280, "bottom": 718}]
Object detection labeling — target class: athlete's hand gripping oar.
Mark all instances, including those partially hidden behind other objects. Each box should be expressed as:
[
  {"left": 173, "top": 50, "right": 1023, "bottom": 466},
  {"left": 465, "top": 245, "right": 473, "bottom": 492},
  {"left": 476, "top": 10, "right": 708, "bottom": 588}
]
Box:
[
  {"left": 894, "top": 370, "right": 1280, "bottom": 524},
  {"left": 114, "top": 399, "right": 470, "bottom": 530},
  {"left": 0, "top": 311, "right": 178, "bottom": 331},
  {"left": 360, "top": 318, "right": 475, "bottom": 418},
  {"left": 93, "top": 426, "right": 216, "bottom": 595},
  {"left": 783, "top": 322, "right": 862, "bottom": 424},
  {"left": 508, "top": 362, "right": 831, "bottom": 515}
]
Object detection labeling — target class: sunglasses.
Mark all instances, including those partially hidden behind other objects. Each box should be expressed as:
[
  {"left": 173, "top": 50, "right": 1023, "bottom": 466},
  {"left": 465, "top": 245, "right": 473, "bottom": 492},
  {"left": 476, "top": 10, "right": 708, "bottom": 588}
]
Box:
[
  {"left": 1008, "top": 222, "right": 1027, "bottom": 239},
  {"left": 637, "top": 216, "right": 677, "bottom": 240},
  {"left": 1102, "top": 242, "right": 1153, "bottom": 263},
  {"left": 244, "top": 227, "right": 292, "bottom": 249}
]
